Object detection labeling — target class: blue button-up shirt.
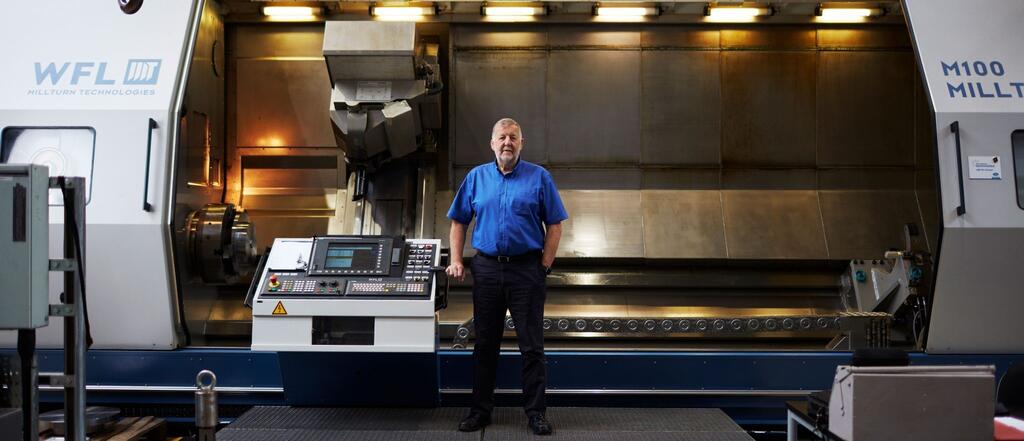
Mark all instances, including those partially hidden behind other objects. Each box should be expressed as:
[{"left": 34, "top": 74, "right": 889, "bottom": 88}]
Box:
[{"left": 447, "top": 160, "right": 568, "bottom": 256}]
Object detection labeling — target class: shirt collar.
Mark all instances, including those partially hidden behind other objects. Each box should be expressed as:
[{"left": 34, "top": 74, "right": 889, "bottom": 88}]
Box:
[{"left": 494, "top": 158, "right": 522, "bottom": 176}]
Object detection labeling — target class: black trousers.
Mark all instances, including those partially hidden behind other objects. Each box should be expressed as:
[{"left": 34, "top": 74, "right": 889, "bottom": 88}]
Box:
[{"left": 469, "top": 253, "right": 547, "bottom": 417}]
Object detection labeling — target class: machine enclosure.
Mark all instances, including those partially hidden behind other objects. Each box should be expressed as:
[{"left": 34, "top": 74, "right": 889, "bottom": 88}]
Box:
[
  {"left": 0, "top": 164, "right": 49, "bottom": 329},
  {"left": 828, "top": 365, "right": 995, "bottom": 440}
]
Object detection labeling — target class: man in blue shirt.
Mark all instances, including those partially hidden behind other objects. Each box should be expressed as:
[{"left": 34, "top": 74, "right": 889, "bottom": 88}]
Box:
[{"left": 447, "top": 118, "right": 568, "bottom": 436}]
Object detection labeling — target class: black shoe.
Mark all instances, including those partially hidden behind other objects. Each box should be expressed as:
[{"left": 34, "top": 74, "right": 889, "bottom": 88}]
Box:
[
  {"left": 458, "top": 412, "right": 490, "bottom": 432},
  {"left": 528, "top": 415, "right": 553, "bottom": 435}
]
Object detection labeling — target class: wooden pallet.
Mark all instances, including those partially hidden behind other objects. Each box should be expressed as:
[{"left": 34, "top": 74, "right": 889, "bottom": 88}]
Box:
[{"left": 41, "top": 416, "right": 167, "bottom": 441}]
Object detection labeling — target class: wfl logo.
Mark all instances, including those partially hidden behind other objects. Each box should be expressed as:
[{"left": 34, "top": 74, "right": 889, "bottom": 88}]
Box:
[
  {"left": 123, "top": 60, "right": 161, "bottom": 85},
  {"left": 34, "top": 59, "right": 162, "bottom": 86}
]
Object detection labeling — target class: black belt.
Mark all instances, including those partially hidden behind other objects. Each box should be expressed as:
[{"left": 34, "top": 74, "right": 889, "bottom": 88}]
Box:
[{"left": 477, "top": 251, "right": 541, "bottom": 263}]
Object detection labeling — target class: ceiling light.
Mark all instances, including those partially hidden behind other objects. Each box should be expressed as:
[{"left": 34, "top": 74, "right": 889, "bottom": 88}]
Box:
[
  {"left": 262, "top": 6, "right": 320, "bottom": 19},
  {"left": 817, "top": 6, "right": 882, "bottom": 22},
  {"left": 594, "top": 6, "right": 660, "bottom": 18},
  {"left": 482, "top": 5, "right": 546, "bottom": 17},
  {"left": 371, "top": 6, "right": 436, "bottom": 21},
  {"left": 705, "top": 6, "right": 771, "bottom": 22}
]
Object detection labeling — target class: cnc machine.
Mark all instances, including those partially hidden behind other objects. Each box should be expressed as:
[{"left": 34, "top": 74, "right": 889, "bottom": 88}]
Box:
[{"left": 2, "top": 0, "right": 1024, "bottom": 430}]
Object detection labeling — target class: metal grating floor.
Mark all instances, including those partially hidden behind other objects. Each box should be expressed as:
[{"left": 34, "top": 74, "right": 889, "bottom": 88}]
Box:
[{"left": 218, "top": 407, "right": 753, "bottom": 441}]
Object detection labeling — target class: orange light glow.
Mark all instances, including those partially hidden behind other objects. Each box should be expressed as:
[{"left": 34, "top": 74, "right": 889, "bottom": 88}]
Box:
[{"left": 255, "top": 136, "right": 285, "bottom": 147}]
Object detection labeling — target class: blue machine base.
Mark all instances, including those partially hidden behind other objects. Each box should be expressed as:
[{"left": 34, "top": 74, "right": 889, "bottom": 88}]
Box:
[
  {"left": 278, "top": 352, "right": 438, "bottom": 407},
  {"left": 4, "top": 348, "right": 1021, "bottom": 428}
]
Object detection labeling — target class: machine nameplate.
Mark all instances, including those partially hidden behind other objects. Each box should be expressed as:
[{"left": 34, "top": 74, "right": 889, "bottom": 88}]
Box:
[{"left": 968, "top": 156, "right": 1002, "bottom": 180}]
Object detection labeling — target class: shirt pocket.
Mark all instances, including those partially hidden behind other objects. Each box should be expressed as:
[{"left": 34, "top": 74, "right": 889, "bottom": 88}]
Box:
[{"left": 511, "top": 189, "right": 540, "bottom": 216}]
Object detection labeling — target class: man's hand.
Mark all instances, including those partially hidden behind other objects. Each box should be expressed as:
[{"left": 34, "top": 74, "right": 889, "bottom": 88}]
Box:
[
  {"left": 446, "top": 261, "right": 466, "bottom": 282},
  {"left": 541, "top": 222, "right": 562, "bottom": 272},
  {"left": 449, "top": 221, "right": 468, "bottom": 282}
]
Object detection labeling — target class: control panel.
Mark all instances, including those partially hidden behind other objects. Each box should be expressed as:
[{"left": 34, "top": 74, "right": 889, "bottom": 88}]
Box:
[{"left": 259, "top": 236, "right": 439, "bottom": 298}]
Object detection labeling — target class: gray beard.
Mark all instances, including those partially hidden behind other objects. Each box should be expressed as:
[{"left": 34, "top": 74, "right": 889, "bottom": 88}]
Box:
[{"left": 497, "top": 154, "right": 519, "bottom": 172}]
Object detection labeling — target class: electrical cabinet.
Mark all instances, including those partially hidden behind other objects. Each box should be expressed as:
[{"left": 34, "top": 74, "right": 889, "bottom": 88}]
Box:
[{"left": 0, "top": 164, "right": 49, "bottom": 329}]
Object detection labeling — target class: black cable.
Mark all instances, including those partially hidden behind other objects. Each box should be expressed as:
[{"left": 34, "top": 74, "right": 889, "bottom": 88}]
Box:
[{"left": 58, "top": 177, "right": 93, "bottom": 348}]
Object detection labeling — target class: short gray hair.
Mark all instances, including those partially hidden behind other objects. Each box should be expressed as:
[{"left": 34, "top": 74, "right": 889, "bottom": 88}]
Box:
[{"left": 491, "top": 118, "right": 523, "bottom": 140}]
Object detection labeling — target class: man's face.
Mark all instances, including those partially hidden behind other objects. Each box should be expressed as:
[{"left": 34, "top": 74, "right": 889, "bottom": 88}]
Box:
[{"left": 490, "top": 124, "right": 523, "bottom": 165}]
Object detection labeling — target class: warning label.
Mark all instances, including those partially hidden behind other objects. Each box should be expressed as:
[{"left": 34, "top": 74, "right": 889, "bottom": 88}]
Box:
[{"left": 272, "top": 302, "right": 288, "bottom": 315}]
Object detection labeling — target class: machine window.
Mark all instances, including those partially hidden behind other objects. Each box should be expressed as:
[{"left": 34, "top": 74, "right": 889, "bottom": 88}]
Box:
[
  {"left": 1, "top": 128, "right": 96, "bottom": 205},
  {"left": 1015, "top": 131, "right": 1024, "bottom": 210}
]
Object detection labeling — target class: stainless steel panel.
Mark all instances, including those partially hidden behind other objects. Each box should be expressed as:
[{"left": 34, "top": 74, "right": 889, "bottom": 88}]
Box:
[
  {"left": 722, "top": 169, "right": 816, "bottom": 190},
  {"left": 818, "top": 169, "right": 915, "bottom": 191},
  {"left": 642, "top": 170, "right": 720, "bottom": 190},
  {"left": 548, "top": 51, "right": 641, "bottom": 164},
  {"left": 246, "top": 215, "right": 330, "bottom": 251},
  {"left": 641, "top": 51, "right": 721, "bottom": 165},
  {"left": 641, "top": 28, "right": 719, "bottom": 48},
  {"left": 721, "top": 52, "right": 816, "bottom": 166},
  {"left": 230, "top": 24, "right": 326, "bottom": 58},
  {"left": 557, "top": 190, "right": 644, "bottom": 258},
  {"left": 185, "top": 2, "right": 224, "bottom": 187},
  {"left": 819, "top": 190, "right": 926, "bottom": 259},
  {"left": 642, "top": 190, "right": 727, "bottom": 258},
  {"left": 549, "top": 169, "right": 641, "bottom": 190},
  {"left": 817, "top": 27, "right": 911, "bottom": 49},
  {"left": 235, "top": 59, "right": 335, "bottom": 147},
  {"left": 243, "top": 194, "right": 336, "bottom": 211},
  {"left": 722, "top": 190, "right": 827, "bottom": 259},
  {"left": 182, "top": 111, "right": 210, "bottom": 186},
  {"left": 548, "top": 25, "right": 641, "bottom": 48},
  {"left": 817, "top": 52, "right": 915, "bottom": 167},
  {"left": 242, "top": 169, "right": 339, "bottom": 191},
  {"left": 624, "top": 301, "right": 833, "bottom": 320},
  {"left": 233, "top": 148, "right": 343, "bottom": 246},
  {"left": 453, "top": 25, "right": 547, "bottom": 48},
  {"left": 453, "top": 52, "right": 547, "bottom": 166},
  {"left": 544, "top": 293, "right": 631, "bottom": 318},
  {"left": 720, "top": 28, "right": 816, "bottom": 50}
]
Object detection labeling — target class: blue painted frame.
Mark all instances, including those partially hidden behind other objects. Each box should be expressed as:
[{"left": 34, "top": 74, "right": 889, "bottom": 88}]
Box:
[{"left": 4, "top": 348, "right": 1021, "bottom": 428}]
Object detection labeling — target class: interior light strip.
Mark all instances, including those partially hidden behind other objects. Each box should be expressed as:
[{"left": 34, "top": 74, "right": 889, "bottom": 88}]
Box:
[
  {"left": 371, "top": 6, "right": 436, "bottom": 20},
  {"left": 706, "top": 6, "right": 771, "bottom": 21},
  {"left": 594, "top": 6, "right": 660, "bottom": 17},
  {"left": 262, "top": 6, "right": 319, "bottom": 18}
]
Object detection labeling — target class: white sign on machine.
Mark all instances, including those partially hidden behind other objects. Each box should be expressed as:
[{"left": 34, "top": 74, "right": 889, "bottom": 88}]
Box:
[{"left": 968, "top": 155, "right": 1002, "bottom": 180}]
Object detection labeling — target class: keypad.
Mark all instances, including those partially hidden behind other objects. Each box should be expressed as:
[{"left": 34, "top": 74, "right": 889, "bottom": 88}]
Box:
[
  {"left": 278, "top": 279, "right": 316, "bottom": 293},
  {"left": 348, "top": 282, "right": 425, "bottom": 294},
  {"left": 404, "top": 243, "right": 436, "bottom": 282}
]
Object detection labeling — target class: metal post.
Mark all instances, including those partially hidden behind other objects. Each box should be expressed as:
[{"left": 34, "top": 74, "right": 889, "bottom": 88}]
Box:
[
  {"left": 16, "top": 330, "right": 36, "bottom": 441},
  {"left": 786, "top": 410, "right": 798, "bottom": 441},
  {"left": 60, "top": 178, "right": 86, "bottom": 441},
  {"left": 195, "top": 370, "right": 218, "bottom": 441}
]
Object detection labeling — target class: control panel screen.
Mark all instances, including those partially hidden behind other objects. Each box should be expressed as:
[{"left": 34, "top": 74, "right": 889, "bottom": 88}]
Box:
[
  {"left": 308, "top": 236, "right": 392, "bottom": 276},
  {"left": 324, "top": 244, "right": 377, "bottom": 270}
]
